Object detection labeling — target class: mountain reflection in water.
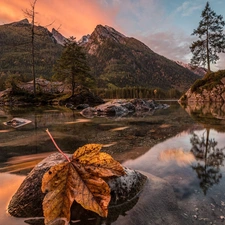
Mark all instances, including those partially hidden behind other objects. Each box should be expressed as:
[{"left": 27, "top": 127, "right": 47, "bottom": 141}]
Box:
[{"left": 1, "top": 102, "right": 225, "bottom": 224}]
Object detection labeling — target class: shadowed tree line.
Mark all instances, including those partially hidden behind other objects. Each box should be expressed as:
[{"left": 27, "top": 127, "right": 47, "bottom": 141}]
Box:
[{"left": 92, "top": 87, "right": 181, "bottom": 99}]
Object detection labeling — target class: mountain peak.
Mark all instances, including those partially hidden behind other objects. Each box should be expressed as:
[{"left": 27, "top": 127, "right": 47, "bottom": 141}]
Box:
[
  {"left": 9, "top": 18, "right": 30, "bottom": 26},
  {"left": 79, "top": 25, "right": 199, "bottom": 91},
  {"left": 83, "top": 24, "right": 127, "bottom": 55},
  {"left": 52, "top": 28, "right": 67, "bottom": 45},
  {"left": 78, "top": 34, "right": 90, "bottom": 45},
  {"left": 94, "top": 25, "right": 126, "bottom": 43}
]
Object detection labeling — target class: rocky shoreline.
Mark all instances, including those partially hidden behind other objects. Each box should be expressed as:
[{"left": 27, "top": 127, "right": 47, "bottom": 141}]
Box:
[
  {"left": 80, "top": 98, "right": 169, "bottom": 118},
  {"left": 179, "top": 70, "right": 225, "bottom": 104}
]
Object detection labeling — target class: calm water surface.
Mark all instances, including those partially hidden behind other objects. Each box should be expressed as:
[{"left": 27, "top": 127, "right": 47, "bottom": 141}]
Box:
[{"left": 1, "top": 101, "right": 225, "bottom": 224}]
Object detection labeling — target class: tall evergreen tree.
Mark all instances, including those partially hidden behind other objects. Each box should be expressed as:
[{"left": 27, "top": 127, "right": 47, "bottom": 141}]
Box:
[
  {"left": 53, "top": 37, "right": 94, "bottom": 95},
  {"left": 190, "top": 1, "right": 225, "bottom": 71}
]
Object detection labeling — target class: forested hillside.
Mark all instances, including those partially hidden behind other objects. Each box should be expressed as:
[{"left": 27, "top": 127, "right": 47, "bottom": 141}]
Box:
[{"left": 0, "top": 19, "right": 62, "bottom": 90}]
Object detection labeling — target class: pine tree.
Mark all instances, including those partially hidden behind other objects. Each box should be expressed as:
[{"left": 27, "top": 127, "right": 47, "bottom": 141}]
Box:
[
  {"left": 53, "top": 37, "right": 94, "bottom": 95},
  {"left": 190, "top": 2, "right": 225, "bottom": 71}
]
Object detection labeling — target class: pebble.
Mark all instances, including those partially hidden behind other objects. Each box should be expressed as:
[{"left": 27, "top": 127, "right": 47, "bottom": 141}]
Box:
[{"left": 193, "top": 215, "right": 198, "bottom": 220}]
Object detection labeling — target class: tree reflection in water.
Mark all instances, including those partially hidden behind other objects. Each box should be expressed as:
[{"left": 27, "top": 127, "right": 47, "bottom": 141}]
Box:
[{"left": 190, "top": 129, "right": 225, "bottom": 195}]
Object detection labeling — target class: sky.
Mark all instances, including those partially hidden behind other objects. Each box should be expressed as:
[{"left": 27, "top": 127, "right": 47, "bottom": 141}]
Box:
[{"left": 1, "top": 0, "right": 225, "bottom": 70}]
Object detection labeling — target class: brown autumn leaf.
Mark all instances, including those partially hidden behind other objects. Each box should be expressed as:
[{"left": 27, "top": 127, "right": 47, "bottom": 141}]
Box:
[{"left": 42, "top": 143, "right": 125, "bottom": 225}]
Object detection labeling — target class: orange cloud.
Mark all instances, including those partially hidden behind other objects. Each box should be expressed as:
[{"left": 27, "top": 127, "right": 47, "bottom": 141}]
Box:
[
  {"left": 0, "top": 1, "right": 24, "bottom": 21},
  {"left": 0, "top": 0, "right": 119, "bottom": 39}
]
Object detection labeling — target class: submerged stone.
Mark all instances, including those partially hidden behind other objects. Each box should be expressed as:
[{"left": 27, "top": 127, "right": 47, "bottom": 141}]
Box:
[{"left": 80, "top": 99, "right": 169, "bottom": 118}]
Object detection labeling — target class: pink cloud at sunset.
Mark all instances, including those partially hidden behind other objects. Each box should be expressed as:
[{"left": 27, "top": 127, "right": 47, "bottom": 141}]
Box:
[
  {"left": 1, "top": 0, "right": 225, "bottom": 69},
  {"left": 0, "top": 0, "right": 119, "bottom": 39}
]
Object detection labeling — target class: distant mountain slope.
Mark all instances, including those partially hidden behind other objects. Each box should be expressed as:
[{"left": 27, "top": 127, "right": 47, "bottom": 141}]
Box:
[
  {"left": 175, "top": 61, "right": 207, "bottom": 77},
  {"left": 81, "top": 25, "right": 200, "bottom": 91},
  {"left": 0, "top": 19, "right": 62, "bottom": 82},
  {"left": 0, "top": 20, "right": 200, "bottom": 92}
]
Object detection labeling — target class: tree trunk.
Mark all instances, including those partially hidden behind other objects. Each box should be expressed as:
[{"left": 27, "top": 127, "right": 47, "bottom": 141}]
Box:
[
  {"left": 206, "top": 12, "right": 211, "bottom": 72},
  {"left": 31, "top": 12, "right": 36, "bottom": 97},
  {"left": 206, "top": 31, "right": 211, "bottom": 72},
  {"left": 71, "top": 73, "right": 75, "bottom": 96}
]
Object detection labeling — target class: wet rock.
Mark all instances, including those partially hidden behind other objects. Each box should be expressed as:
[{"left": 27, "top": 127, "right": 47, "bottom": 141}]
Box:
[
  {"left": 8, "top": 153, "right": 190, "bottom": 225},
  {"left": 8, "top": 153, "right": 146, "bottom": 218},
  {"left": 80, "top": 99, "right": 169, "bottom": 118},
  {"left": 8, "top": 153, "right": 66, "bottom": 217},
  {"left": 179, "top": 75, "right": 225, "bottom": 104}
]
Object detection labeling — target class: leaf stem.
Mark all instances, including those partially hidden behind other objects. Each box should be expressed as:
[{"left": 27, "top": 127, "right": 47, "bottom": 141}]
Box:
[{"left": 46, "top": 129, "right": 71, "bottom": 162}]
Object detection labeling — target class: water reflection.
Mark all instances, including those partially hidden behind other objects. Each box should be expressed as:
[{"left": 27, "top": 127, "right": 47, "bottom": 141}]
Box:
[
  {"left": 0, "top": 152, "right": 55, "bottom": 173},
  {"left": 64, "top": 119, "right": 92, "bottom": 124},
  {"left": 2, "top": 102, "right": 225, "bottom": 224},
  {"left": 0, "top": 173, "right": 25, "bottom": 225},
  {"left": 23, "top": 194, "right": 140, "bottom": 225},
  {"left": 159, "top": 148, "right": 195, "bottom": 166},
  {"left": 190, "top": 129, "right": 225, "bottom": 195},
  {"left": 180, "top": 101, "right": 225, "bottom": 132},
  {"left": 180, "top": 102, "right": 225, "bottom": 194},
  {"left": 123, "top": 128, "right": 225, "bottom": 198}
]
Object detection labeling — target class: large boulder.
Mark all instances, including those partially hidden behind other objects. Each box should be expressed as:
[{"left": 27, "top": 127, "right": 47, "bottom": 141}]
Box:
[
  {"left": 7, "top": 152, "right": 191, "bottom": 225},
  {"left": 179, "top": 71, "right": 225, "bottom": 103},
  {"left": 8, "top": 153, "right": 146, "bottom": 218}
]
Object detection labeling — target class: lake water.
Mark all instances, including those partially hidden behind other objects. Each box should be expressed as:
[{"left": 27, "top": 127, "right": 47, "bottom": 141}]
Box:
[{"left": 1, "top": 101, "right": 225, "bottom": 224}]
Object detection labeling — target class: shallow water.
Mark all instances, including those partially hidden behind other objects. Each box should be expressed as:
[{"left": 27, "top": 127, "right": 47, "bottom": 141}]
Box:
[{"left": 1, "top": 101, "right": 225, "bottom": 224}]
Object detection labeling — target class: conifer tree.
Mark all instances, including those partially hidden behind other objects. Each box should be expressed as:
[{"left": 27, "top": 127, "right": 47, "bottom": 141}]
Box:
[
  {"left": 190, "top": 1, "right": 225, "bottom": 71},
  {"left": 53, "top": 37, "right": 94, "bottom": 95}
]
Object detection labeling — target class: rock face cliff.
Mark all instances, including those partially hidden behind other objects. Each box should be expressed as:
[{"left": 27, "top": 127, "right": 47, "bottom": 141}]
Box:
[
  {"left": 81, "top": 25, "right": 200, "bottom": 91},
  {"left": 52, "top": 28, "right": 67, "bottom": 45},
  {"left": 179, "top": 70, "right": 225, "bottom": 103}
]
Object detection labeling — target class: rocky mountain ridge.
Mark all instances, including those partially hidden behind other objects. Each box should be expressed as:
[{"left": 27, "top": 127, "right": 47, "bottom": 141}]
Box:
[
  {"left": 52, "top": 28, "right": 67, "bottom": 45},
  {"left": 0, "top": 20, "right": 200, "bottom": 92},
  {"left": 80, "top": 24, "right": 200, "bottom": 91}
]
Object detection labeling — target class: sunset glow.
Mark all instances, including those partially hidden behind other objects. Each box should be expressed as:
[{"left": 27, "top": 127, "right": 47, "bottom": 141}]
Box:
[
  {"left": 0, "top": 0, "right": 225, "bottom": 68},
  {"left": 0, "top": 0, "right": 118, "bottom": 39}
]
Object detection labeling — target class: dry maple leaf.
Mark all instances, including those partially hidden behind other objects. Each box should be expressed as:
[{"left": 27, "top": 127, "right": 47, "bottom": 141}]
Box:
[{"left": 42, "top": 136, "right": 125, "bottom": 225}]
